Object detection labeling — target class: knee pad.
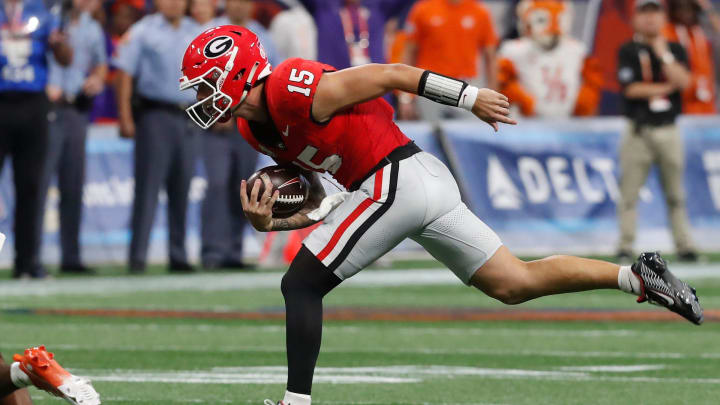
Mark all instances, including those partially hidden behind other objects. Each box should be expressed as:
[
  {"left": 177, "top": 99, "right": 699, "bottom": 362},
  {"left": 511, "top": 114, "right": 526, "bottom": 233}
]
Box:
[{"left": 281, "top": 245, "right": 342, "bottom": 299}]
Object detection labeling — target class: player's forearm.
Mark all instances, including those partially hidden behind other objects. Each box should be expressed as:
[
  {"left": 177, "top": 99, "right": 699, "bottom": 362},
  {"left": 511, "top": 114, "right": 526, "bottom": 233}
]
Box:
[
  {"left": 624, "top": 82, "right": 675, "bottom": 99},
  {"left": 270, "top": 198, "right": 322, "bottom": 231},
  {"left": 270, "top": 212, "right": 319, "bottom": 232}
]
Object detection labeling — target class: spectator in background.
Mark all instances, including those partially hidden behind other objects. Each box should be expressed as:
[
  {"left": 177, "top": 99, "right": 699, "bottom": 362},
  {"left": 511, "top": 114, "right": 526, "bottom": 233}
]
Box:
[
  {"left": 0, "top": 0, "right": 72, "bottom": 279},
  {"left": 664, "top": 0, "right": 720, "bottom": 114},
  {"left": 269, "top": 0, "right": 317, "bottom": 60},
  {"left": 114, "top": 0, "right": 202, "bottom": 273},
  {"left": 497, "top": 0, "right": 602, "bottom": 118},
  {"left": 110, "top": 0, "right": 143, "bottom": 39},
  {"left": 401, "top": 0, "right": 498, "bottom": 122},
  {"left": 616, "top": 0, "right": 697, "bottom": 262},
  {"left": 215, "top": 0, "right": 281, "bottom": 63},
  {"left": 300, "top": 0, "right": 411, "bottom": 69},
  {"left": 41, "top": 0, "right": 107, "bottom": 274},
  {"left": 190, "top": 0, "right": 216, "bottom": 30},
  {"left": 199, "top": 0, "right": 281, "bottom": 270}
]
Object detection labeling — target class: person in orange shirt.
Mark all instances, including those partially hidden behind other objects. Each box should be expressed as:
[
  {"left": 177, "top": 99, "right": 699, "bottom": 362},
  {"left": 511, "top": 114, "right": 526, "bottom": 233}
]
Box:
[
  {"left": 401, "top": 0, "right": 498, "bottom": 121},
  {"left": 664, "top": 0, "right": 720, "bottom": 114}
]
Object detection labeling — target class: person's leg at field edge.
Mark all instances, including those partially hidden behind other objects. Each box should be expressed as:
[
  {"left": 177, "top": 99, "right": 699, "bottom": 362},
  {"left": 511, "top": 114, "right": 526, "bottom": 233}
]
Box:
[
  {"left": 0, "top": 354, "right": 33, "bottom": 403},
  {"left": 470, "top": 246, "right": 621, "bottom": 305}
]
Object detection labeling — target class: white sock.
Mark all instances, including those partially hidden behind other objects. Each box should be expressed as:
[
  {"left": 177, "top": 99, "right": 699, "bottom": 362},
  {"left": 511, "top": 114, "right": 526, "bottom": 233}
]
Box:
[
  {"left": 618, "top": 265, "right": 641, "bottom": 296},
  {"left": 283, "top": 391, "right": 311, "bottom": 405},
  {"left": 9, "top": 362, "right": 31, "bottom": 388}
]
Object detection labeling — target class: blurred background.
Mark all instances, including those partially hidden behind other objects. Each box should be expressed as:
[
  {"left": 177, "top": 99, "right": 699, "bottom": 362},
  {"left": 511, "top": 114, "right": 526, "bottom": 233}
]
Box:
[
  {"left": 0, "top": 0, "right": 719, "bottom": 276},
  {"left": 2, "top": 2, "right": 720, "bottom": 404}
]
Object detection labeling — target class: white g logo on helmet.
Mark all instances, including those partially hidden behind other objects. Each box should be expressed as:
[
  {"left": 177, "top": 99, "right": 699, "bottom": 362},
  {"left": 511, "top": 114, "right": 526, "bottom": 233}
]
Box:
[{"left": 204, "top": 36, "right": 234, "bottom": 59}]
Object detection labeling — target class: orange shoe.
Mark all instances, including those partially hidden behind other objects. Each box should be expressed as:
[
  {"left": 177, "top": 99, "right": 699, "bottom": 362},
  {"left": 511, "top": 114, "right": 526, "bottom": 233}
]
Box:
[{"left": 13, "top": 346, "right": 100, "bottom": 405}]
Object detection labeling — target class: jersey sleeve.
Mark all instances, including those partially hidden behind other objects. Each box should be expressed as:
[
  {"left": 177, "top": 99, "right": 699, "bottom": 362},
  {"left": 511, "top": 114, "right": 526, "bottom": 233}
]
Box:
[
  {"left": 617, "top": 43, "right": 640, "bottom": 89},
  {"left": 265, "top": 58, "right": 336, "bottom": 125}
]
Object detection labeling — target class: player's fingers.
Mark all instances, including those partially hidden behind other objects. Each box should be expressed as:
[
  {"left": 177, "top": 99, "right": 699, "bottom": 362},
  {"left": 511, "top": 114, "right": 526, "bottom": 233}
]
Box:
[
  {"left": 261, "top": 176, "right": 273, "bottom": 202},
  {"left": 494, "top": 114, "right": 518, "bottom": 126},
  {"left": 269, "top": 190, "right": 279, "bottom": 207},
  {"left": 240, "top": 180, "right": 249, "bottom": 208},
  {"left": 499, "top": 99, "right": 510, "bottom": 108},
  {"left": 487, "top": 121, "right": 499, "bottom": 132},
  {"left": 495, "top": 106, "right": 510, "bottom": 116},
  {"left": 250, "top": 179, "right": 261, "bottom": 206}
]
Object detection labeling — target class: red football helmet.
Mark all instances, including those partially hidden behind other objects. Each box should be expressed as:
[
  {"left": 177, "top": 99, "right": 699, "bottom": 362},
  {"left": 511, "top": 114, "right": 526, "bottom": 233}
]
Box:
[{"left": 179, "top": 25, "right": 272, "bottom": 129}]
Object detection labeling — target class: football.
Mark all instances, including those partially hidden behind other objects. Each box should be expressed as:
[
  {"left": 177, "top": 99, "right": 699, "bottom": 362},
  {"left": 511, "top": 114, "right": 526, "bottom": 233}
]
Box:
[{"left": 246, "top": 164, "right": 311, "bottom": 218}]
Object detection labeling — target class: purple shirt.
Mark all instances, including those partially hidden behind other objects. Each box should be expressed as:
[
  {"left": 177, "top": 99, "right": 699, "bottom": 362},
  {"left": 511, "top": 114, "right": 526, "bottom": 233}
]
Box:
[{"left": 300, "top": 0, "right": 411, "bottom": 69}]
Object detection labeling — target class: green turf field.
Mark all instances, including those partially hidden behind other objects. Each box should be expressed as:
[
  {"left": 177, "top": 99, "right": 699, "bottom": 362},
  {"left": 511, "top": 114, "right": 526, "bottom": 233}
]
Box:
[{"left": 1, "top": 263, "right": 719, "bottom": 405}]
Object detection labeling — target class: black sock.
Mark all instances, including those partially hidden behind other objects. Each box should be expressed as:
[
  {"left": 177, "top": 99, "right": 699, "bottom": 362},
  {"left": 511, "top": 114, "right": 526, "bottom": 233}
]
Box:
[{"left": 281, "top": 246, "right": 342, "bottom": 395}]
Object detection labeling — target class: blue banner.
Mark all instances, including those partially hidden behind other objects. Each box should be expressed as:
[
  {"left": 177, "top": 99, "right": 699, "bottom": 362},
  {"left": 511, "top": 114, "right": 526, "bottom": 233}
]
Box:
[
  {"left": 443, "top": 117, "right": 720, "bottom": 254},
  {"left": 0, "top": 118, "right": 719, "bottom": 267}
]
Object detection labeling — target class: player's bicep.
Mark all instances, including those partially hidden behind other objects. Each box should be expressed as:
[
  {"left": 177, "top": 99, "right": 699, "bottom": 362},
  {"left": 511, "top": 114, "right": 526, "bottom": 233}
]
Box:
[{"left": 312, "top": 64, "right": 423, "bottom": 121}]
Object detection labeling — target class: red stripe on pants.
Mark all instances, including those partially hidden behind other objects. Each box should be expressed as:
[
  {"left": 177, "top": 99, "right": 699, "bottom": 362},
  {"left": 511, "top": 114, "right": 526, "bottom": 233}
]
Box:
[{"left": 316, "top": 168, "right": 384, "bottom": 261}]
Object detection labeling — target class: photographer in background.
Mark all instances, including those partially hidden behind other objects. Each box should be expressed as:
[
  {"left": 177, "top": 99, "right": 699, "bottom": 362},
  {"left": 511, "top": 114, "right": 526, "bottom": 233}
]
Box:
[
  {"left": 0, "top": 0, "right": 72, "bottom": 279},
  {"left": 41, "top": 0, "right": 107, "bottom": 275},
  {"left": 616, "top": 0, "right": 698, "bottom": 262}
]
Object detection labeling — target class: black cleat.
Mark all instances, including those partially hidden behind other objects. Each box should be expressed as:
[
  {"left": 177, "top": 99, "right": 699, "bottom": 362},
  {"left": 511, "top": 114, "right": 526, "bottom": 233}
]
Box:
[{"left": 631, "top": 252, "right": 704, "bottom": 325}]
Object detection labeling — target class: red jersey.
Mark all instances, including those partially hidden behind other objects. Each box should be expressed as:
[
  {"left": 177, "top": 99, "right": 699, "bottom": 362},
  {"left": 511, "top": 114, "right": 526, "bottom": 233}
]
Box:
[{"left": 237, "top": 58, "right": 411, "bottom": 189}]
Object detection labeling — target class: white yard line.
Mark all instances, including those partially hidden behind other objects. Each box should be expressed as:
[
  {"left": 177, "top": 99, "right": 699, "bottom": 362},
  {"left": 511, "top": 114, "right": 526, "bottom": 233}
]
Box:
[
  {"left": 1, "top": 265, "right": 718, "bottom": 297},
  {"left": 0, "top": 320, "right": 662, "bottom": 338},
  {"left": 65, "top": 365, "right": 720, "bottom": 387},
  {"left": 558, "top": 365, "right": 666, "bottom": 372}
]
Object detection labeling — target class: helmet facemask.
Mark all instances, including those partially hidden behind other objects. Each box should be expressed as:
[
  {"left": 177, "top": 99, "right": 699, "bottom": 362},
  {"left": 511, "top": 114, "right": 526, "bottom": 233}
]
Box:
[{"left": 181, "top": 67, "right": 234, "bottom": 129}]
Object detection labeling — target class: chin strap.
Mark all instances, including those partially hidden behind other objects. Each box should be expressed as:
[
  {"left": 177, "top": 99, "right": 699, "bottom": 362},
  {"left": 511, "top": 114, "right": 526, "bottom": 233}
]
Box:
[{"left": 239, "top": 61, "right": 260, "bottom": 105}]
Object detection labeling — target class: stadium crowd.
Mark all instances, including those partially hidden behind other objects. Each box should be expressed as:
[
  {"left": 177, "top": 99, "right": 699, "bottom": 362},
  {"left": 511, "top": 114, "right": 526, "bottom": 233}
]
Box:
[{"left": 1, "top": 0, "right": 719, "bottom": 278}]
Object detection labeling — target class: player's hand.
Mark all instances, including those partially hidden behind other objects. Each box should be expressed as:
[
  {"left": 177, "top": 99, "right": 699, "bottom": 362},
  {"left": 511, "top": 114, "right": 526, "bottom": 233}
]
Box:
[
  {"left": 472, "top": 88, "right": 517, "bottom": 132},
  {"left": 240, "top": 178, "right": 279, "bottom": 232},
  {"left": 118, "top": 115, "right": 135, "bottom": 139}
]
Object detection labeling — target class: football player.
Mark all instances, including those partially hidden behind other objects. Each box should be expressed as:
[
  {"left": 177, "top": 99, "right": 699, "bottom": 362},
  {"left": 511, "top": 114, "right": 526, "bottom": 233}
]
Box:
[
  {"left": 179, "top": 26, "right": 703, "bottom": 405},
  {"left": 0, "top": 346, "right": 100, "bottom": 405},
  {"left": 498, "top": 0, "right": 603, "bottom": 117}
]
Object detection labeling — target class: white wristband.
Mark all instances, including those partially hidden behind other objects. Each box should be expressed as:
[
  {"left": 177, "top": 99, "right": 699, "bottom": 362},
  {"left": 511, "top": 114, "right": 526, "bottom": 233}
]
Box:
[
  {"left": 10, "top": 362, "right": 31, "bottom": 388},
  {"left": 459, "top": 85, "right": 479, "bottom": 111}
]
